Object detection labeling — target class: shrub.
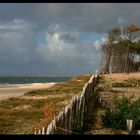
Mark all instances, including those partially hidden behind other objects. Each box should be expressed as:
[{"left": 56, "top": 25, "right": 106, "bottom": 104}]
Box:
[
  {"left": 124, "top": 78, "right": 140, "bottom": 87},
  {"left": 101, "top": 95, "right": 140, "bottom": 130},
  {"left": 112, "top": 78, "right": 140, "bottom": 88},
  {"left": 112, "top": 82, "right": 133, "bottom": 87}
]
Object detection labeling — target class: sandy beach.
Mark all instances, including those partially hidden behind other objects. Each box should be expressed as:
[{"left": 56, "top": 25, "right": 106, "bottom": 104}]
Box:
[{"left": 0, "top": 83, "right": 55, "bottom": 100}]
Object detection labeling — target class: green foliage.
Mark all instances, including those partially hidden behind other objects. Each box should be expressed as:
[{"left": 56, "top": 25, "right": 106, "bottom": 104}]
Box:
[
  {"left": 112, "top": 82, "right": 134, "bottom": 87},
  {"left": 112, "top": 78, "right": 140, "bottom": 87},
  {"left": 23, "top": 129, "right": 34, "bottom": 134},
  {"left": 0, "top": 74, "right": 91, "bottom": 134},
  {"left": 102, "top": 95, "right": 140, "bottom": 130},
  {"left": 102, "top": 109, "right": 124, "bottom": 129},
  {"left": 124, "top": 78, "right": 140, "bottom": 87},
  {"left": 130, "top": 43, "right": 140, "bottom": 53},
  {"left": 100, "top": 24, "right": 140, "bottom": 74}
]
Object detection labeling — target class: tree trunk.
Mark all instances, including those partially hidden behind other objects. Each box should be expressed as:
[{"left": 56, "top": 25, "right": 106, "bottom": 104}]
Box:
[
  {"left": 104, "top": 47, "right": 112, "bottom": 74},
  {"left": 139, "top": 54, "right": 140, "bottom": 71},
  {"left": 124, "top": 46, "right": 129, "bottom": 74}
]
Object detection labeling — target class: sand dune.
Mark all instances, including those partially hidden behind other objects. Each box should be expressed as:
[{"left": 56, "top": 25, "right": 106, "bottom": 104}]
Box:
[{"left": 0, "top": 83, "right": 55, "bottom": 100}]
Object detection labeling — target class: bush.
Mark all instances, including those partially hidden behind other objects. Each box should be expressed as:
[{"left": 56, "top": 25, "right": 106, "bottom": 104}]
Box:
[
  {"left": 112, "top": 82, "right": 134, "bottom": 87},
  {"left": 112, "top": 78, "right": 140, "bottom": 87},
  {"left": 101, "top": 95, "right": 140, "bottom": 130},
  {"left": 102, "top": 109, "right": 124, "bottom": 129},
  {"left": 124, "top": 78, "right": 140, "bottom": 87}
]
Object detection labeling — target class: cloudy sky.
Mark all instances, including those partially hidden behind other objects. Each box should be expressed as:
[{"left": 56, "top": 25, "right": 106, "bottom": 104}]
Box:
[{"left": 0, "top": 3, "right": 139, "bottom": 76}]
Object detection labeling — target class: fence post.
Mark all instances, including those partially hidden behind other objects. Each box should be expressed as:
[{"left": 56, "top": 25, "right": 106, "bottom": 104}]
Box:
[
  {"left": 64, "top": 106, "right": 69, "bottom": 134},
  {"left": 71, "top": 99, "right": 75, "bottom": 131},
  {"left": 126, "top": 119, "right": 133, "bottom": 133},
  {"left": 54, "top": 118, "right": 57, "bottom": 134},
  {"left": 76, "top": 96, "right": 81, "bottom": 131},
  {"left": 34, "top": 131, "right": 37, "bottom": 135},
  {"left": 138, "top": 130, "right": 140, "bottom": 135},
  {"left": 69, "top": 104, "right": 72, "bottom": 131},
  {"left": 38, "top": 129, "right": 41, "bottom": 135},
  {"left": 46, "top": 123, "right": 51, "bottom": 135},
  {"left": 79, "top": 96, "right": 82, "bottom": 129},
  {"left": 99, "top": 97, "right": 102, "bottom": 104},
  {"left": 42, "top": 127, "right": 45, "bottom": 134},
  {"left": 39, "top": 74, "right": 95, "bottom": 135},
  {"left": 49, "top": 121, "right": 54, "bottom": 134}
]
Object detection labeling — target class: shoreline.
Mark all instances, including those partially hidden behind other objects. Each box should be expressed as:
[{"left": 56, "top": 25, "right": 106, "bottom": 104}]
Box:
[{"left": 0, "top": 83, "right": 56, "bottom": 100}]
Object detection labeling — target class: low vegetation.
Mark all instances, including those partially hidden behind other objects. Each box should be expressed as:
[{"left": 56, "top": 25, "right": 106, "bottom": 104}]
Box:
[
  {"left": 112, "top": 82, "right": 135, "bottom": 87},
  {"left": 25, "top": 75, "right": 90, "bottom": 96},
  {"left": 0, "top": 74, "right": 91, "bottom": 134},
  {"left": 102, "top": 95, "right": 140, "bottom": 131},
  {"left": 83, "top": 73, "right": 140, "bottom": 134},
  {"left": 112, "top": 78, "right": 140, "bottom": 87}
]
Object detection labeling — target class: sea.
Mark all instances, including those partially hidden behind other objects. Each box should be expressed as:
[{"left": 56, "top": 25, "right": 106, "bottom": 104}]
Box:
[{"left": 0, "top": 77, "right": 70, "bottom": 88}]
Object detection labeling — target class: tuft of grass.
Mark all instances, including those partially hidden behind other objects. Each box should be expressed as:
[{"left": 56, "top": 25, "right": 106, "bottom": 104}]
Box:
[
  {"left": 124, "top": 78, "right": 140, "bottom": 87},
  {"left": 0, "top": 98, "right": 47, "bottom": 109},
  {"left": 101, "top": 95, "right": 140, "bottom": 131},
  {"left": 111, "top": 77, "right": 140, "bottom": 88},
  {"left": 112, "top": 82, "right": 134, "bottom": 87},
  {"left": 0, "top": 109, "right": 44, "bottom": 134}
]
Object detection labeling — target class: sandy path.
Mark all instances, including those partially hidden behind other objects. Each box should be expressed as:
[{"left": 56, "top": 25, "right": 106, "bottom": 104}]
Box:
[
  {"left": 103, "top": 72, "right": 140, "bottom": 83},
  {"left": 0, "top": 83, "right": 55, "bottom": 100}
]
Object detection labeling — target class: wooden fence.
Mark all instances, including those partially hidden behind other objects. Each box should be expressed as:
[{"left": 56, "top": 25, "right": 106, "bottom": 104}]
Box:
[{"left": 34, "top": 74, "right": 99, "bottom": 135}]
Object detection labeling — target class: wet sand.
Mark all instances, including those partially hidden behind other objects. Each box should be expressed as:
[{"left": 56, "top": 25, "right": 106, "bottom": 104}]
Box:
[{"left": 0, "top": 83, "right": 55, "bottom": 100}]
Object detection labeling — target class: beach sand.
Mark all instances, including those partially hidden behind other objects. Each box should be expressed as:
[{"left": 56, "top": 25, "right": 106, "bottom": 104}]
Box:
[{"left": 0, "top": 83, "right": 55, "bottom": 100}]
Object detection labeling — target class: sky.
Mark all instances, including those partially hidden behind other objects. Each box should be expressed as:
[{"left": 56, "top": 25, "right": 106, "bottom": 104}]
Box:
[{"left": 0, "top": 3, "right": 140, "bottom": 76}]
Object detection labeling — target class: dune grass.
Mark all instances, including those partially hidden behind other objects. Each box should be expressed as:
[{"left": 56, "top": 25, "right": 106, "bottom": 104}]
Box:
[{"left": 0, "top": 74, "right": 91, "bottom": 134}]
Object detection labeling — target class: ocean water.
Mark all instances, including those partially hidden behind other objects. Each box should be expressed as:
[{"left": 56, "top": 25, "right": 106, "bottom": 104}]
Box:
[{"left": 0, "top": 77, "right": 70, "bottom": 87}]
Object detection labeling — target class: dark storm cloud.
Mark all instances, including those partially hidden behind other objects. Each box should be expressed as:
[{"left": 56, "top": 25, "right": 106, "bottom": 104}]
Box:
[{"left": 0, "top": 3, "right": 140, "bottom": 32}]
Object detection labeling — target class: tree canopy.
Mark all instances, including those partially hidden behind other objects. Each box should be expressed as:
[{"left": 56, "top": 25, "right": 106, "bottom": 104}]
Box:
[{"left": 100, "top": 24, "right": 140, "bottom": 74}]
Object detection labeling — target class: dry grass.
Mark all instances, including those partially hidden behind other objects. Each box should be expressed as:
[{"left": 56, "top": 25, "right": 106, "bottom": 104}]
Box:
[
  {"left": 99, "top": 72, "right": 140, "bottom": 106},
  {"left": 0, "top": 74, "right": 91, "bottom": 134},
  {"left": 83, "top": 72, "right": 140, "bottom": 135},
  {"left": 25, "top": 74, "right": 91, "bottom": 96},
  {"left": 102, "top": 72, "right": 140, "bottom": 84}
]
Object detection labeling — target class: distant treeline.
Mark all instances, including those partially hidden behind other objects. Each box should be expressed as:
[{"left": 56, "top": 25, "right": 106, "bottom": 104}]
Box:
[{"left": 100, "top": 24, "right": 140, "bottom": 74}]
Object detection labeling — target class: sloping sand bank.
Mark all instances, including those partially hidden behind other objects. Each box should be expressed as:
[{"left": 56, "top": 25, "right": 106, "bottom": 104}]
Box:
[{"left": 0, "top": 83, "right": 55, "bottom": 100}]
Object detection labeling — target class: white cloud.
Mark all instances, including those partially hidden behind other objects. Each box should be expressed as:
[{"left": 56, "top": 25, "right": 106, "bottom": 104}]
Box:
[
  {"left": 37, "top": 24, "right": 79, "bottom": 62},
  {"left": 37, "top": 24, "right": 102, "bottom": 72},
  {"left": 0, "top": 19, "right": 33, "bottom": 31},
  {"left": 118, "top": 17, "right": 128, "bottom": 26},
  {"left": 93, "top": 40, "right": 101, "bottom": 50},
  {"left": 0, "top": 19, "right": 102, "bottom": 75}
]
